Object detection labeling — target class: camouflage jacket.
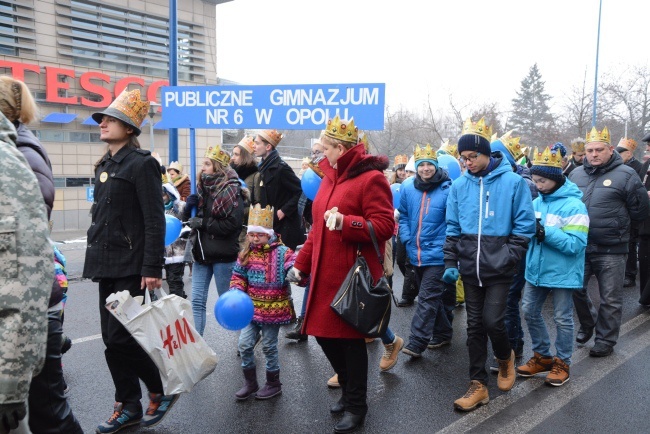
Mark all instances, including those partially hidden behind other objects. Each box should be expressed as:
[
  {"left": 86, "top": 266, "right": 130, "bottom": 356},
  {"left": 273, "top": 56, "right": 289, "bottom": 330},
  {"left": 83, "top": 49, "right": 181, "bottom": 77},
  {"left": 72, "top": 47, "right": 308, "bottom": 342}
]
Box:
[{"left": 0, "top": 112, "right": 51, "bottom": 404}]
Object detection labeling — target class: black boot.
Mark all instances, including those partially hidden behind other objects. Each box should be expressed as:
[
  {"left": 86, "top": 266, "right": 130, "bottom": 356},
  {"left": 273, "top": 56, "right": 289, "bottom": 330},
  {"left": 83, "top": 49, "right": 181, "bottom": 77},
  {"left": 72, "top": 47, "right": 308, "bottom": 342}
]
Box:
[
  {"left": 334, "top": 411, "right": 364, "bottom": 433},
  {"left": 235, "top": 367, "right": 259, "bottom": 400},
  {"left": 255, "top": 370, "right": 282, "bottom": 400},
  {"left": 285, "top": 317, "right": 307, "bottom": 341}
]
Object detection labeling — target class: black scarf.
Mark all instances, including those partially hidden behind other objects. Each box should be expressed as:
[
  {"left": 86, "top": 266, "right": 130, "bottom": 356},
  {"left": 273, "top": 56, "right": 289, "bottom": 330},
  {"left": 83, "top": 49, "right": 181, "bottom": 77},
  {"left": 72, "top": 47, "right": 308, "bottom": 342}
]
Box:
[
  {"left": 258, "top": 149, "right": 280, "bottom": 173},
  {"left": 414, "top": 168, "right": 449, "bottom": 191},
  {"left": 231, "top": 162, "right": 258, "bottom": 180}
]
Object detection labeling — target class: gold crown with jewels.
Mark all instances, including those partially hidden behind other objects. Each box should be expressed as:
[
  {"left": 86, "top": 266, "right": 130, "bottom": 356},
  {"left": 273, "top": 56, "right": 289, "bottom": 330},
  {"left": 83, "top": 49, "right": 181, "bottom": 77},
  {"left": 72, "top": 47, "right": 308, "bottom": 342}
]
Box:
[
  {"left": 532, "top": 146, "right": 563, "bottom": 168},
  {"left": 324, "top": 115, "right": 359, "bottom": 144},
  {"left": 462, "top": 117, "right": 493, "bottom": 142},
  {"left": 238, "top": 135, "right": 255, "bottom": 154},
  {"left": 248, "top": 204, "right": 274, "bottom": 229},
  {"left": 258, "top": 129, "right": 283, "bottom": 147},
  {"left": 439, "top": 140, "right": 459, "bottom": 159},
  {"left": 617, "top": 137, "right": 638, "bottom": 152},
  {"left": 570, "top": 138, "right": 585, "bottom": 153},
  {"left": 586, "top": 126, "right": 610, "bottom": 145},
  {"left": 495, "top": 130, "right": 526, "bottom": 161},
  {"left": 204, "top": 144, "right": 230, "bottom": 167},
  {"left": 414, "top": 144, "right": 437, "bottom": 162},
  {"left": 394, "top": 154, "right": 408, "bottom": 166}
]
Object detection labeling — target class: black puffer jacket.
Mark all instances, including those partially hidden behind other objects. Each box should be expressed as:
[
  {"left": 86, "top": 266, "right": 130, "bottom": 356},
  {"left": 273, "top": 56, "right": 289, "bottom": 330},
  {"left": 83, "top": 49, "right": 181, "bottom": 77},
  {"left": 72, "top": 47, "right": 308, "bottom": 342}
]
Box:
[
  {"left": 638, "top": 158, "right": 650, "bottom": 237},
  {"left": 569, "top": 152, "right": 649, "bottom": 253},
  {"left": 16, "top": 122, "right": 54, "bottom": 219}
]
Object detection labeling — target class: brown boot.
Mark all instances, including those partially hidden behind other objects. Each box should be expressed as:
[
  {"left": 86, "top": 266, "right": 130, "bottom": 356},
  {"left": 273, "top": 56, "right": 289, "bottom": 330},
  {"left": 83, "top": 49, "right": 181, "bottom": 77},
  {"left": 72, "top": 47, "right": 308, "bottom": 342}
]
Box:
[
  {"left": 327, "top": 373, "right": 340, "bottom": 388},
  {"left": 516, "top": 352, "right": 554, "bottom": 377},
  {"left": 379, "top": 336, "right": 404, "bottom": 372},
  {"left": 453, "top": 380, "right": 489, "bottom": 411},
  {"left": 545, "top": 357, "right": 570, "bottom": 386},
  {"left": 497, "top": 350, "right": 516, "bottom": 391}
]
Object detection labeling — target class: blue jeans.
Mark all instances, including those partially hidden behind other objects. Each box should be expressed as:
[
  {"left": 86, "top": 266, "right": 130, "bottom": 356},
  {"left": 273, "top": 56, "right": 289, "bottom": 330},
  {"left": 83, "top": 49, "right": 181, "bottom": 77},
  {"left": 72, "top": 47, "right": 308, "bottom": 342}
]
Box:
[
  {"left": 407, "top": 265, "right": 452, "bottom": 351},
  {"left": 572, "top": 253, "right": 627, "bottom": 347},
  {"left": 381, "top": 326, "right": 396, "bottom": 345},
  {"left": 522, "top": 283, "right": 575, "bottom": 364},
  {"left": 505, "top": 259, "right": 526, "bottom": 356},
  {"left": 191, "top": 261, "right": 234, "bottom": 335},
  {"left": 238, "top": 322, "right": 281, "bottom": 372}
]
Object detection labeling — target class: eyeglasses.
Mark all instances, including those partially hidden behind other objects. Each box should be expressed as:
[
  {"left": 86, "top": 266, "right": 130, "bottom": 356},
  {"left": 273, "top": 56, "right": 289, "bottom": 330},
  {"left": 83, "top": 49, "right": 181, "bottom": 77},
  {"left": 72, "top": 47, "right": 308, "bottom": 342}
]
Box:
[
  {"left": 459, "top": 153, "right": 481, "bottom": 163},
  {"left": 248, "top": 233, "right": 268, "bottom": 239},
  {"left": 311, "top": 150, "right": 323, "bottom": 156}
]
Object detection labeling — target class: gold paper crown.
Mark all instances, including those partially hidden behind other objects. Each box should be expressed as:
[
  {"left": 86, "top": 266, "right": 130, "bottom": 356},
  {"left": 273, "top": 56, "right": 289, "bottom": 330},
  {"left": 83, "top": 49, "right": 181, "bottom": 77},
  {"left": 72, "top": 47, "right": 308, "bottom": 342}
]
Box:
[
  {"left": 532, "top": 146, "right": 563, "bottom": 169},
  {"left": 324, "top": 115, "right": 359, "bottom": 144},
  {"left": 248, "top": 204, "right": 274, "bottom": 229},
  {"left": 570, "top": 138, "right": 586, "bottom": 153},
  {"left": 204, "top": 144, "right": 230, "bottom": 167},
  {"left": 439, "top": 140, "right": 459, "bottom": 159},
  {"left": 495, "top": 130, "right": 526, "bottom": 161},
  {"left": 258, "top": 129, "right": 283, "bottom": 147},
  {"left": 92, "top": 89, "right": 149, "bottom": 136},
  {"left": 586, "top": 126, "right": 610, "bottom": 145},
  {"left": 394, "top": 154, "right": 408, "bottom": 166},
  {"left": 168, "top": 161, "right": 183, "bottom": 173},
  {"left": 617, "top": 137, "right": 638, "bottom": 152},
  {"left": 359, "top": 133, "right": 370, "bottom": 152},
  {"left": 414, "top": 144, "right": 437, "bottom": 162},
  {"left": 462, "top": 117, "right": 493, "bottom": 141},
  {"left": 238, "top": 135, "right": 255, "bottom": 154}
]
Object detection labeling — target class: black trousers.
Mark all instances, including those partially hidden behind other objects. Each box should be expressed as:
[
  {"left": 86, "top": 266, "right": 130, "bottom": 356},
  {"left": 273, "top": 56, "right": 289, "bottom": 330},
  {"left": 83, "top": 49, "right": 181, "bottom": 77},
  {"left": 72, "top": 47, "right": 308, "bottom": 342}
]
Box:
[
  {"left": 164, "top": 262, "right": 186, "bottom": 298},
  {"left": 99, "top": 276, "right": 164, "bottom": 412},
  {"left": 316, "top": 337, "right": 368, "bottom": 417},
  {"left": 464, "top": 281, "right": 512, "bottom": 385},
  {"left": 28, "top": 311, "right": 83, "bottom": 434},
  {"left": 395, "top": 237, "right": 418, "bottom": 301},
  {"left": 639, "top": 236, "right": 650, "bottom": 302},
  {"left": 625, "top": 225, "right": 639, "bottom": 280}
]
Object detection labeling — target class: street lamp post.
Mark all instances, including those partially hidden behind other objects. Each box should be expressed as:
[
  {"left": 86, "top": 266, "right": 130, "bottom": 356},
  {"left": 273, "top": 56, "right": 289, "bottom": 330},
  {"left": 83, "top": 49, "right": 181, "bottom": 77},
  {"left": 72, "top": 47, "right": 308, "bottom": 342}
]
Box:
[{"left": 148, "top": 102, "right": 160, "bottom": 152}]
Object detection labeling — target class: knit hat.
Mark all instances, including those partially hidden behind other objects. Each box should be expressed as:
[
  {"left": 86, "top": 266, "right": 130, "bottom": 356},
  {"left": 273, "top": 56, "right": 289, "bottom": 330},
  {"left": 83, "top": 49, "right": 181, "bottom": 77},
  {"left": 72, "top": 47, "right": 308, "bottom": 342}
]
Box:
[
  {"left": 458, "top": 117, "right": 493, "bottom": 156},
  {"left": 531, "top": 143, "right": 566, "bottom": 183}
]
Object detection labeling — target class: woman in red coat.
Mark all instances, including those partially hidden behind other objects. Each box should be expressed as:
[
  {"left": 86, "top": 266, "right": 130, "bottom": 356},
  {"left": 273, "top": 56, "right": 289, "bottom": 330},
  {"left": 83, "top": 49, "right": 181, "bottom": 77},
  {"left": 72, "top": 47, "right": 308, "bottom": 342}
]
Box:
[{"left": 292, "top": 115, "right": 394, "bottom": 433}]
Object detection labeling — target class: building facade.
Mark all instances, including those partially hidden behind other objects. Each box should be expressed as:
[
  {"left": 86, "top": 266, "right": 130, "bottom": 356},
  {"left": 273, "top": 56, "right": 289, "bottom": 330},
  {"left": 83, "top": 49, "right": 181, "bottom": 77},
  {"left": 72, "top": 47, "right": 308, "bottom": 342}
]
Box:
[{"left": 1, "top": 0, "right": 228, "bottom": 230}]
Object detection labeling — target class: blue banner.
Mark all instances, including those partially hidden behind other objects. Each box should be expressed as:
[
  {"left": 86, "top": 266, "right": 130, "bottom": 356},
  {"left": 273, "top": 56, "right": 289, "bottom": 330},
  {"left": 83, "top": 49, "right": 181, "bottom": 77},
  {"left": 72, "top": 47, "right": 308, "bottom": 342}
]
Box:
[{"left": 160, "top": 83, "right": 385, "bottom": 130}]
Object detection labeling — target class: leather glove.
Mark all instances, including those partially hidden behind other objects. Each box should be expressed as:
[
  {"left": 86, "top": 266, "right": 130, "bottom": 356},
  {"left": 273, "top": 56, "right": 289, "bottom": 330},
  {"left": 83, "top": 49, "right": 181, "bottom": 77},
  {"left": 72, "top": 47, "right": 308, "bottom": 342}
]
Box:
[
  {"left": 442, "top": 267, "right": 459, "bottom": 284},
  {"left": 188, "top": 216, "right": 202, "bottom": 230},
  {"left": 0, "top": 402, "right": 27, "bottom": 433},
  {"left": 535, "top": 219, "right": 545, "bottom": 242},
  {"left": 286, "top": 267, "right": 305, "bottom": 283}
]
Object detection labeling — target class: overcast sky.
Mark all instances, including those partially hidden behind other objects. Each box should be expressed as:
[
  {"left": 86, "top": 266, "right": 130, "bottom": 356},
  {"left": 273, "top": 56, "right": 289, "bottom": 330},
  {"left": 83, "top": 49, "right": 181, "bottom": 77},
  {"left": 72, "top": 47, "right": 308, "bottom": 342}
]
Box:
[{"left": 215, "top": 0, "right": 649, "bottom": 117}]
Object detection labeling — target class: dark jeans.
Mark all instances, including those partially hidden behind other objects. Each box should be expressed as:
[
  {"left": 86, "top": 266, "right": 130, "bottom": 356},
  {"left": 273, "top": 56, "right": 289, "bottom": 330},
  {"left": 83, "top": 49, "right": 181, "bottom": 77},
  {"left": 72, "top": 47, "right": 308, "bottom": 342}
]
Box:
[
  {"left": 625, "top": 225, "right": 639, "bottom": 280},
  {"left": 28, "top": 310, "right": 83, "bottom": 434},
  {"left": 164, "top": 262, "right": 186, "bottom": 298},
  {"left": 464, "top": 281, "right": 512, "bottom": 385},
  {"left": 639, "top": 236, "right": 649, "bottom": 298},
  {"left": 504, "top": 259, "right": 526, "bottom": 356},
  {"left": 573, "top": 253, "right": 627, "bottom": 347},
  {"left": 408, "top": 265, "right": 453, "bottom": 351},
  {"left": 316, "top": 337, "right": 368, "bottom": 417},
  {"left": 436, "top": 282, "right": 456, "bottom": 338},
  {"left": 99, "top": 276, "right": 164, "bottom": 412}
]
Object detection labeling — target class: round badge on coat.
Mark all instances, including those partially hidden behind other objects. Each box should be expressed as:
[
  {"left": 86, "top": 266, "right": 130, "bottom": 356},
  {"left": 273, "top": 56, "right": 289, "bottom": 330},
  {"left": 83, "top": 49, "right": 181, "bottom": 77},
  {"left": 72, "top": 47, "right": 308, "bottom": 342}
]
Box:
[
  {"left": 100, "top": 172, "right": 108, "bottom": 183},
  {"left": 603, "top": 179, "right": 612, "bottom": 187}
]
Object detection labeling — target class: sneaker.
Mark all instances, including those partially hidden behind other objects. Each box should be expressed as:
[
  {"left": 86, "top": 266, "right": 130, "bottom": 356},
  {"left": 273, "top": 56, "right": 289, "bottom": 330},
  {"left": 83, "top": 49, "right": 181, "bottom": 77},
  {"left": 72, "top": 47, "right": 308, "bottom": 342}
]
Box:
[
  {"left": 427, "top": 337, "right": 451, "bottom": 349},
  {"left": 327, "top": 373, "right": 340, "bottom": 388},
  {"left": 496, "top": 350, "right": 516, "bottom": 391},
  {"left": 545, "top": 357, "right": 570, "bottom": 386},
  {"left": 453, "top": 380, "right": 489, "bottom": 412},
  {"left": 379, "top": 336, "right": 404, "bottom": 372},
  {"left": 96, "top": 403, "right": 142, "bottom": 434},
  {"left": 141, "top": 393, "right": 179, "bottom": 428},
  {"left": 401, "top": 345, "right": 422, "bottom": 358},
  {"left": 589, "top": 342, "right": 613, "bottom": 357},
  {"left": 516, "top": 352, "right": 554, "bottom": 377}
]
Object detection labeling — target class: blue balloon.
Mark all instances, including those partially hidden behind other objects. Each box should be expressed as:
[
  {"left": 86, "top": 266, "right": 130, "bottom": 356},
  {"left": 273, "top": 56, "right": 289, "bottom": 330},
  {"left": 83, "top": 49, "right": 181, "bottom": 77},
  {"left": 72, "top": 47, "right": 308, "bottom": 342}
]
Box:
[
  {"left": 164, "top": 215, "right": 182, "bottom": 246},
  {"left": 390, "top": 183, "right": 401, "bottom": 209},
  {"left": 438, "top": 154, "right": 462, "bottom": 181},
  {"left": 301, "top": 168, "right": 321, "bottom": 201},
  {"left": 239, "top": 178, "right": 247, "bottom": 189},
  {"left": 214, "top": 290, "right": 254, "bottom": 331}
]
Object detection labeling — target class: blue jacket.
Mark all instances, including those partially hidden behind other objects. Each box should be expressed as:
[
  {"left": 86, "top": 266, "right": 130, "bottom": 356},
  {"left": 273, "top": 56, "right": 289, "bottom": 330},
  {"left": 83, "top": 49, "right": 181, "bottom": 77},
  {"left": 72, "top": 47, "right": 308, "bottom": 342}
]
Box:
[
  {"left": 525, "top": 179, "right": 589, "bottom": 289},
  {"left": 443, "top": 153, "right": 536, "bottom": 286},
  {"left": 398, "top": 170, "right": 451, "bottom": 267}
]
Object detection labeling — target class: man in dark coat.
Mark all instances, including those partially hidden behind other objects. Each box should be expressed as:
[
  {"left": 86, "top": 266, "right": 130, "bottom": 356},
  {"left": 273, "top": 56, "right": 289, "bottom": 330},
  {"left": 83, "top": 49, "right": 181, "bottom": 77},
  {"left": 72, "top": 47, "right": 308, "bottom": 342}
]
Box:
[
  {"left": 638, "top": 133, "right": 650, "bottom": 304},
  {"left": 83, "top": 89, "right": 178, "bottom": 433},
  {"left": 569, "top": 127, "right": 649, "bottom": 357},
  {"left": 563, "top": 138, "right": 586, "bottom": 176},
  {"left": 251, "top": 129, "right": 305, "bottom": 250}
]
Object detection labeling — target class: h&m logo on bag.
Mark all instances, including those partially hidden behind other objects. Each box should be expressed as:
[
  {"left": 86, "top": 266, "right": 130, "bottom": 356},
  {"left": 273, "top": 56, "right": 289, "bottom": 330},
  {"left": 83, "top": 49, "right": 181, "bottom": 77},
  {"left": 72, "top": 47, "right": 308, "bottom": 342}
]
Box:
[{"left": 161, "top": 318, "right": 196, "bottom": 357}]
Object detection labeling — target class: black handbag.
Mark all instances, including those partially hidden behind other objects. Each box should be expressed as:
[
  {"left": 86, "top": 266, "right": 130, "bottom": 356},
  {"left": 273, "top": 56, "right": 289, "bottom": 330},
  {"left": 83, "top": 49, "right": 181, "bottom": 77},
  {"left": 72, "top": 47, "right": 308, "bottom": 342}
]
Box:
[{"left": 330, "top": 221, "right": 396, "bottom": 337}]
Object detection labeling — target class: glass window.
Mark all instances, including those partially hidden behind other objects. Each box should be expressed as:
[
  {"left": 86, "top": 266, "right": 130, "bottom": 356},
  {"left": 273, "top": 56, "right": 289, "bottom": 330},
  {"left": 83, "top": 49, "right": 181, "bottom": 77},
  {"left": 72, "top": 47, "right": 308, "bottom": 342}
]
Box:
[
  {"left": 66, "top": 177, "right": 93, "bottom": 188},
  {"left": 69, "top": 132, "right": 90, "bottom": 142},
  {"left": 53, "top": 178, "right": 66, "bottom": 188},
  {"left": 38, "top": 130, "right": 65, "bottom": 142},
  {"left": 89, "top": 133, "right": 101, "bottom": 142},
  {"left": 71, "top": 9, "right": 97, "bottom": 20}
]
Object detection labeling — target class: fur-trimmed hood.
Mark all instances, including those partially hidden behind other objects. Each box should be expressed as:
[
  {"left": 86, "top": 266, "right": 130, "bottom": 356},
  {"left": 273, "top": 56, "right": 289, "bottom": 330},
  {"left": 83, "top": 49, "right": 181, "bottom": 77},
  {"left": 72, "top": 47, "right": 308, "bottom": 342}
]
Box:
[{"left": 319, "top": 144, "right": 390, "bottom": 181}]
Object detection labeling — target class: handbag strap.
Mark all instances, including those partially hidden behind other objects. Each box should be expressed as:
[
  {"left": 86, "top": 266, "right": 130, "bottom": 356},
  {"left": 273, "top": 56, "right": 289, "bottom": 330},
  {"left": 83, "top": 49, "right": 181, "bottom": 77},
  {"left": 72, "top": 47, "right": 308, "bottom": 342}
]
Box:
[{"left": 365, "top": 221, "right": 384, "bottom": 266}]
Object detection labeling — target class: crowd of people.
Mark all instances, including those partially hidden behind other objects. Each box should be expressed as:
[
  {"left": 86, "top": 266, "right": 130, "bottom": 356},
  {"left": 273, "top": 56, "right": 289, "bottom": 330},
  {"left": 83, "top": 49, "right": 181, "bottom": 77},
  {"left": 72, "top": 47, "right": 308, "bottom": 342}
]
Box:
[{"left": 2, "top": 80, "right": 650, "bottom": 434}]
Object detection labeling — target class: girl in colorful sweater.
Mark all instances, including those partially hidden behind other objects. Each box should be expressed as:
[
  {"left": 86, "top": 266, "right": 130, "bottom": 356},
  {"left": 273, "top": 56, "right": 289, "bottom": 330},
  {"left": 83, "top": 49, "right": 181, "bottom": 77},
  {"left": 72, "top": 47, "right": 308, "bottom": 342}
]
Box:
[{"left": 230, "top": 204, "right": 303, "bottom": 401}]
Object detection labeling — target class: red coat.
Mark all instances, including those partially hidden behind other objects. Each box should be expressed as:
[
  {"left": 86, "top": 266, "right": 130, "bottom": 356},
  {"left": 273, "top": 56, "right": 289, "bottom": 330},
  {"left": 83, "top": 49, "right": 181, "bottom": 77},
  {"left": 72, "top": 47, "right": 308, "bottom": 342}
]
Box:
[{"left": 294, "top": 145, "right": 394, "bottom": 338}]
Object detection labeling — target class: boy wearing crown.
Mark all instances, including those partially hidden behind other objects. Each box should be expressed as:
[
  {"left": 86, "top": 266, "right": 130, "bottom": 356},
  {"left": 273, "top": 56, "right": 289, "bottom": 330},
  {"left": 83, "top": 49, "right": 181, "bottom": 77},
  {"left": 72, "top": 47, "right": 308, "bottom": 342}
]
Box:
[
  {"left": 568, "top": 127, "right": 649, "bottom": 357},
  {"left": 516, "top": 144, "right": 589, "bottom": 386},
  {"left": 563, "top": 138, "right": 586, "bottom": 176},
  {"left": 442, "top": 117, "right": 536, "bottom": 411},
  {"left": 397, "top": 144, "right": 454, "bottom": 358},
  {"left": 83, "top": 89, "right": 178, "bottom": 433},
  {"left": 251, "top": 129, "right": 305, "bottom": 250}
]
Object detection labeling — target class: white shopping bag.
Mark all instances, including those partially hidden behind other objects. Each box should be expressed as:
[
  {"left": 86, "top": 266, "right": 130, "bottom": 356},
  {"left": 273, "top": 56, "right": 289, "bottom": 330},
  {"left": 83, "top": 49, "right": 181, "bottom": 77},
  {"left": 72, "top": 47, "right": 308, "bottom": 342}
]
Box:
[{"left": 105, "top": 288, "right": 218, "bottom": 395}]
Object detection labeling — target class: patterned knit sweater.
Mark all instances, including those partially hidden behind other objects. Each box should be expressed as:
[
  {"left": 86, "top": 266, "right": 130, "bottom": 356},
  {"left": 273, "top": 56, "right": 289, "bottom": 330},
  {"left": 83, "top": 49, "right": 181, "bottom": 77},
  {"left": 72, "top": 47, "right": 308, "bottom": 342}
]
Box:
[{"left": 229, "top": 239, "right": 298, "bottom": 325}]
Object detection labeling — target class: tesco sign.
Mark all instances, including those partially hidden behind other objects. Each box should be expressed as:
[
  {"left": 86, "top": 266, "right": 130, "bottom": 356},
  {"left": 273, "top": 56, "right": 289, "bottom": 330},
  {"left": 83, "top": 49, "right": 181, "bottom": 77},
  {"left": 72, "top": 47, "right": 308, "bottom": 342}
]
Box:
[{"left": 0, "top": 60, "right": 168, "bottom": 108}]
